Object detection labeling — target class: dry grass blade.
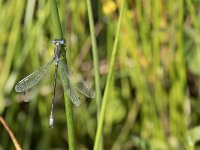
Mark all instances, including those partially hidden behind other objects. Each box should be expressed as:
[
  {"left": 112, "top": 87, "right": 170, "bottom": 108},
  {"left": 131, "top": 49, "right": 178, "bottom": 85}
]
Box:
[{"left": 0, "top": 116, "right": 22, "bottom": 150}]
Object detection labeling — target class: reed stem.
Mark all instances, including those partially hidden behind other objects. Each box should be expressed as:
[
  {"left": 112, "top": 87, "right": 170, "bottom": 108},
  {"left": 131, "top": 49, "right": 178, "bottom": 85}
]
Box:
[{"left": 50, "top": 0, "right": 75, "bottom": 149}]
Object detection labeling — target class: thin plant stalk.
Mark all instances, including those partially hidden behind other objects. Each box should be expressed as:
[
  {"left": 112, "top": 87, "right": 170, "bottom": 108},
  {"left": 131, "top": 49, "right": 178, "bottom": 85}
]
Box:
[
  {"left": 50, "top": 0, "right": 63, "bottom": 38},
  {"left": 86, "top": 0, "right": 103, "bottom": 149},
  {"left": 50, "top": 0, "right": 75, "bottom": 149},
  {"left": 0, "top": 116, "right": 22, "bottom": 150},
  {"left": 93, "top": 0, "right": 125, "bottom": 149}
]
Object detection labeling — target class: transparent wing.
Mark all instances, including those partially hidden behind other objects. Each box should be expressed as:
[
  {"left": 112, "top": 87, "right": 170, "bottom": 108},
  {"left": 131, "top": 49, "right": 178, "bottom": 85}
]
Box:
[
  {"left": 58, "top": 64, "right": 80, "bottom": 106},
  {"left": 58, "top": 60, "right": 96, "bottom": 98},
  {"left": 15, "top": 59, "right": 54, "bottom": 93}
]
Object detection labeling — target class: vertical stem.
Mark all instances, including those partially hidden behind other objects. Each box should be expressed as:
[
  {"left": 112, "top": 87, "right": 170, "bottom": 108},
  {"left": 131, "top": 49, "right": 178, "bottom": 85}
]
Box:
[
  {"left": 64, "top": 91, "right": 76, "bottom": 150},
  {"left": 86, "top": 0, "right": 103, "bottom": 149},
  {"left": 93, "top": 0, "right": 125, "bottom": 149},
  {"left": 50, "top": 0, "right": 63, "bottom": 38},
  {"left": 50, "top": 0, "right": 75, "bottom": 149}
]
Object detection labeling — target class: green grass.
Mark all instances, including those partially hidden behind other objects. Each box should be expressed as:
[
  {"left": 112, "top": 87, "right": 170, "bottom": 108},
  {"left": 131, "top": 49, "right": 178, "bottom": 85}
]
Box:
[
  {"left": 1, "top": 0, "right": 200, "bottom": 149},
  {"left": 93, "top": 0, "right": 125, "bottom": 149},
  {"left": 86, "top": 0, "right": 102, "bottom": 149}
]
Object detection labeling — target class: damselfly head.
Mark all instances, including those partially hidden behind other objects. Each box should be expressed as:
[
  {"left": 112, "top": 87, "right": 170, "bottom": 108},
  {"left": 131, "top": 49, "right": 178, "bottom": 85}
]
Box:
[{"left": 52, "top": 39, "right": 66, "bottom": 46}]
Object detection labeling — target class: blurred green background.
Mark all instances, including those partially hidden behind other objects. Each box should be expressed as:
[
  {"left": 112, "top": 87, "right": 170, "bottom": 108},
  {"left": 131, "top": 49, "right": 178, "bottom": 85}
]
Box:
[{"left": 1, "top": 0, "right": 200, "bottom": 149}]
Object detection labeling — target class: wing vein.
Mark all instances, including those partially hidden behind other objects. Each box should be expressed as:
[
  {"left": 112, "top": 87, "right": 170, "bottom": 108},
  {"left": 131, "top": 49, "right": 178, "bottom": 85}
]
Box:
[
  {"left": 58, "top": 60, "right": 95, "bottom": 98},
  {"left": 15, "top": 59, "right": 54, "bottom": 92}
]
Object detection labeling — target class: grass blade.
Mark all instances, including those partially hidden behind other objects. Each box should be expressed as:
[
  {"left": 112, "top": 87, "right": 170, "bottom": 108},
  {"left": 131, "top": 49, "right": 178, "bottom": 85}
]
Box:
[
  {"left": 86, "top": 0, "right": 103, "bottom": 149},
  {"left": 93, "top": 0, "right": 126, "bottom": 149}
]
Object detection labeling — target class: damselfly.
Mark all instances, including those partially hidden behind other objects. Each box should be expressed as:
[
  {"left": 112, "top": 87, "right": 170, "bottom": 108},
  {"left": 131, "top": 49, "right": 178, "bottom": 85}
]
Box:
[{"left": 15, "top": 39, "right": 95, "bottom": 128}]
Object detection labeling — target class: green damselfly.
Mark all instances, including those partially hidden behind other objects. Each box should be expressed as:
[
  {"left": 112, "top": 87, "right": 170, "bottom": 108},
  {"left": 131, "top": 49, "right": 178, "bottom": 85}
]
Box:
[{"left": 15, "top": 39, "right": 95, "bottom": 128}]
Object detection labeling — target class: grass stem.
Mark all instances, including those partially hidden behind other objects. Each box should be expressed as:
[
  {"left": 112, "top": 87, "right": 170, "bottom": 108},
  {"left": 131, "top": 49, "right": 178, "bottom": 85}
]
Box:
[
  {"left": 50, "top": 0, "right": 63, "bottom": 39},
  {"left": 93, "top": 0, "right": 125, "bottom": 149},
  {"left": 0, "top": 116, "right": 22, "bottom": 150},
  {"left": 50, "top": 0, "right": 75, "bottom": 149},
  {"left": 86, "top": 0, "right": 103, "bottom": 149}
]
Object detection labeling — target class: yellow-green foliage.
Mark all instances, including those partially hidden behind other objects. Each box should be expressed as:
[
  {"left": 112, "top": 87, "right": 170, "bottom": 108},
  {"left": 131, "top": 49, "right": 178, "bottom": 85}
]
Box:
[{"left": 0, "top": 0, "right": 200, "bottom": 149}]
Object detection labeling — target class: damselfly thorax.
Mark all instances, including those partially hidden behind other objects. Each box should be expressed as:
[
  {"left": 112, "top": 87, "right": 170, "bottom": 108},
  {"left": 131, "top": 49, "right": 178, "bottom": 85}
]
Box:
[{"left": 53, "top": 39, "right": 66, "bottom": 62}]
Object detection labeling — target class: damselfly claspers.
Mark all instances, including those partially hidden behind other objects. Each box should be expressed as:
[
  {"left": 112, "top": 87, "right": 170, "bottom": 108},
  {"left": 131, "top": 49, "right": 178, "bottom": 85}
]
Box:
[{"left": 15, "top": 39, "right": 95, "bottom": 128}]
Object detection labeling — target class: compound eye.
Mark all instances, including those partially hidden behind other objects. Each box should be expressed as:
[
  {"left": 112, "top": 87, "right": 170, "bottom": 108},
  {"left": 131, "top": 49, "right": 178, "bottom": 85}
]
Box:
[
  {"left": 52, "top": 40, "right": 57, "bottom": 45},
  {"left": 60, "top": 39, "right": 65, "bottom": 45},
  {"left": 52, "top": 39, "right": 66, "bottom": 45}
]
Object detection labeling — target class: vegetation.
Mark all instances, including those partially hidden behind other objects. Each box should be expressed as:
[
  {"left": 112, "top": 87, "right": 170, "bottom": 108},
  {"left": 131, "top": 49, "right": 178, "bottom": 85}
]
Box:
[{"left": 1, "top": 0, "right": 200, "bottom": 149}]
